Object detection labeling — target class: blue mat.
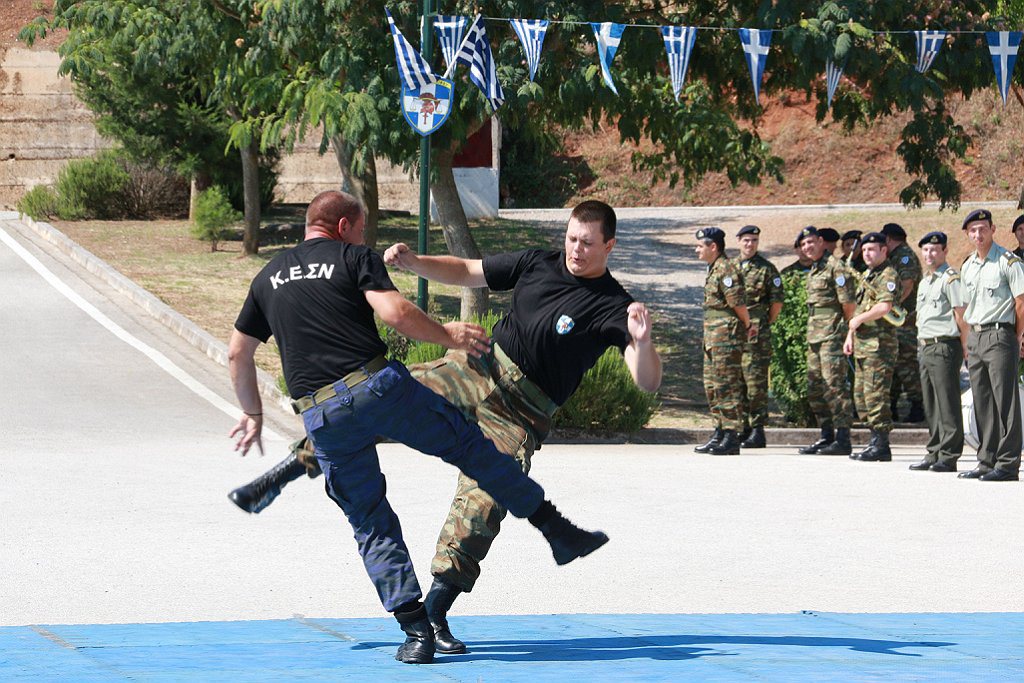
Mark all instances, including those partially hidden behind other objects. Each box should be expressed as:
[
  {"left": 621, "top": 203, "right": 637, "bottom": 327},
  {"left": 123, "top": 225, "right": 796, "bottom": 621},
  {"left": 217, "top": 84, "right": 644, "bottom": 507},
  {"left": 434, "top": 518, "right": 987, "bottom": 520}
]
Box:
[{"left": 2, "top": 612, "right": 1022, "bottom": 681}]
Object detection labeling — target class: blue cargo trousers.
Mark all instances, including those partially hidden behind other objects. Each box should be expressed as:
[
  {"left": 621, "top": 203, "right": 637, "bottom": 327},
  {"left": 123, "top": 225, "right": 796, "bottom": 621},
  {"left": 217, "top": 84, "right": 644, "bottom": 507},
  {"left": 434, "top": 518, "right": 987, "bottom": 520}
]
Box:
[{"left": 300, "top": 360, "right": 545, "bottom": 612}]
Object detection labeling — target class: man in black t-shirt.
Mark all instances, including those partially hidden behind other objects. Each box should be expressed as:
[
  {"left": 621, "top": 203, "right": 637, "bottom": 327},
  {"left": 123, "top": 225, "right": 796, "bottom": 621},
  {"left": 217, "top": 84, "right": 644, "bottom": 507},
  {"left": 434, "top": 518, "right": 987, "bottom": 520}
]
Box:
[{"left": 228, "top": 191, "right": 608, "bottom": 664}]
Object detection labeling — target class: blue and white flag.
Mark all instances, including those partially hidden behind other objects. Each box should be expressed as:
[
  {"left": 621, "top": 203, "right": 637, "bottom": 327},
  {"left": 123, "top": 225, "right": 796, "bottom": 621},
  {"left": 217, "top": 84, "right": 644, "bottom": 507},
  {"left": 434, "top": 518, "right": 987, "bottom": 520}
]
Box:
[
  {"left": 509, "top": 18, "right": 549, "bottom": 82},
  {"left": 825, "top": 59, "right": 844, "bottom": 109},
  {"left": 385, "top": 8, "right": 435, "bottom": 91},
  {"left": 454, "top": 15, "right": 504, "bottom": 111},
  {"left": 591, "top": 22, "right": 627, "bottom": 95},
  {"left": 434, "top": 15, "right": 468, "bottom": 72},
  {"left": 661, "top": 26, "right": 698, "bottom": 101},
  {"left": 914, "top": 30, "right": 946, "bottom": 73},
  {"left": 986, "top": 30, "right": 1022, "bottom": 105},
  {"left": 738, "top": 28, "right": 773, "bottom": 103}
]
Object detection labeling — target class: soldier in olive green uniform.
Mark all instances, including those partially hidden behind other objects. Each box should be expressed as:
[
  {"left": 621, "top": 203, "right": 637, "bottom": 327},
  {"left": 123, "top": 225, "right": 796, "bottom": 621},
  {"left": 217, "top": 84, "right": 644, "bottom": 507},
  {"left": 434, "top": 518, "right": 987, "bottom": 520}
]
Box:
[
  {"left": 797, "top": 227, "right": 857, "bottom": 455},
  {"left": 909, "top": 231, "right": 968, "bottom": 473},
  {"left": 958, "top": 209, "right": 1024, "bottom": 482},
  {"left": 843, "top": 232, "right": 900, "bottom": 461},
  {"left": 882, "top": 223, "right": 925, "bottom": 422},
  {"left": 695, "top": 227, "right": 752, "bottom": 456},
  {"left": 841, "top": 230, "right": 867, "bottom": 273},
  {"left": 735, "top": 225, "right": 784, "bottom": 448},
  {"left": 781, "top": 235, "right": 813, "bottom": 276}
]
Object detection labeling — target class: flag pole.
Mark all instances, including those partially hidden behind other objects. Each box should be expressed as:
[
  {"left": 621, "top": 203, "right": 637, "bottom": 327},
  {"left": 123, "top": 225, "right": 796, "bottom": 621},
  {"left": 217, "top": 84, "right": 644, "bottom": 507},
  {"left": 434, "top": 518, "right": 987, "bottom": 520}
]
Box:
[{"left": 416, "top": 0, "right": 435, "bottom": 311}]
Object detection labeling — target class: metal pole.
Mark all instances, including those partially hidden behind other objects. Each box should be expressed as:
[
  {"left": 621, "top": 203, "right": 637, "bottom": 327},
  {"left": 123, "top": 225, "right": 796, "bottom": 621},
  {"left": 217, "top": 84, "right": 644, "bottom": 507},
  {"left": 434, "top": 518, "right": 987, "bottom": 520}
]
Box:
[{"left": 416, "top": 0, "right": 435, "bottom": 311}]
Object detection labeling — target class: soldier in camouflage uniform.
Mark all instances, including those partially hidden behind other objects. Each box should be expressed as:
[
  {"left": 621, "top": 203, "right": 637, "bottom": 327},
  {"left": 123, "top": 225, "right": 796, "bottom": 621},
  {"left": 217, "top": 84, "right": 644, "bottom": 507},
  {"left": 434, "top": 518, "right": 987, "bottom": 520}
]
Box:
[
  {"left": 843, "top": 232, "right": 900, "bottom": 461},
  {"left": 694, "top": 227, "right": 752, "bottom": 456},
  {"left": 797, "top": 227, "right": 857, "bottom": 455},
  {"left": 781, "top": 236, "right": 813, "bottom": 276},
  {"left": 230, "top": 200, "right": 662, "bottom": 652},
  {"left": 881, "top": 223, "right": 924, "bottom": 422},
  {"left": 735, "top": 225, "right": 784, "bottom": 448},
  {"left": 840, "top": 230, "right": 867, "bottom": 273}
]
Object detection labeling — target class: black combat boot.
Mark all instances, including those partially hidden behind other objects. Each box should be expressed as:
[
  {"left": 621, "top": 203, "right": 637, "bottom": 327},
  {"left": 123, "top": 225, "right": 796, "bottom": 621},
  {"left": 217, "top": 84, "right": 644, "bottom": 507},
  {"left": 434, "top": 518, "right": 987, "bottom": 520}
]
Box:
[
  {"left": 817, "top": 428, "right": 852, "bottom": 455},
  {"left": 741, "top": 426, "right": 767, "bottom": 449},
  {"left": 424, "top": 578, "right": 466, "bottom": 654},
  {"left": 799, "top": 427, "right": 834, "bottom": 454},
  {"left": 906, "top": 401, "right": 926, "bottom": 423},
  {"left": 228, "top": 452, "right": 307, "bottom": 513},
  {"left": 852, "top": 431, "right": 878, "bottom": 459},
  {"left": 394, "top": 603, "right": 435, "bottom": 664},
  {"left": 695, "top": 428, "right": 723, "bottom": 453},
  {"left": 855, "top": 431, "right": 892, "bottom": 462},
  {"left": 529, "top": 501, "right": 609, "bottom": 565},
  {"left": 708, "top": 429, "right": 741, "bottom": 455}
]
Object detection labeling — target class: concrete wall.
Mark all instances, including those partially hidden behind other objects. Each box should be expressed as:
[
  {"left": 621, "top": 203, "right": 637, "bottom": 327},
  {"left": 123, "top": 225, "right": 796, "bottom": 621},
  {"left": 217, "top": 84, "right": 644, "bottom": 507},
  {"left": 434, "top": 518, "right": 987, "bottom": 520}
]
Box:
[{"left": 0, "top": 48, "right": 499, "bottom": 218}]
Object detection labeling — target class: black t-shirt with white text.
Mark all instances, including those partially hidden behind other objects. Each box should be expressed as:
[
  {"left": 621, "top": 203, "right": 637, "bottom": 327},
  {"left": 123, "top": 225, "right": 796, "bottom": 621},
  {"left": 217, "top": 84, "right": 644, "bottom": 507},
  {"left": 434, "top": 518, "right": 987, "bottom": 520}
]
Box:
[
  {"left": 484, "top": 249, "right": 633, "bottom": 405},
  {"left": 234, "top": 238, "right": 395, "bottom": 398}
]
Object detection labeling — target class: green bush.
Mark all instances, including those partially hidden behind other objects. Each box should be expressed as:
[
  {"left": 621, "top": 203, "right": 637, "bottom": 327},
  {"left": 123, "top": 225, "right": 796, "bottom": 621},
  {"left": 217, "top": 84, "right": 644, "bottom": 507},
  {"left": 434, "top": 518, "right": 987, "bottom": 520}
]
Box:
[
  {"left": 769, "top": 272, "right": 813, "bottom": 425},
  {"left": 554, "top": 347, "right": 660, "bottom": 432},
  {"left": 16, "top": 185, "right": 59, "bottom": 220},
  {"left": 191, "top": 186, "right": 242, "bottom": 251},
  {"left": 400, "top": 310, "right": 503, "bottom": 364},
  {"left": 54, "top": 150, "right": 131, "bottom": 220}
]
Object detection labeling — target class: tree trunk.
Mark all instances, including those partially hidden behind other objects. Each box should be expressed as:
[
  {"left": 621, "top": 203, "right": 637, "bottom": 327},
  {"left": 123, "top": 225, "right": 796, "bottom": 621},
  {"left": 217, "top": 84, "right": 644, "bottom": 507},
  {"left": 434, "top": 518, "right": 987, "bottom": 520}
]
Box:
[
  {"left": 239, "top": 140, "right": 261, "bottom": 255},
  {"left": 189, "top": 171, "right": 212, "bottom": 221},
  {"left": 432, "top": 148, "right": 488, "bottom": 319},
  {"left": 1018, "top": 181, "right": 1024, "bottom": 210},
  {"left": 332, "top": 135, "right": 379, "bottom": 249}
]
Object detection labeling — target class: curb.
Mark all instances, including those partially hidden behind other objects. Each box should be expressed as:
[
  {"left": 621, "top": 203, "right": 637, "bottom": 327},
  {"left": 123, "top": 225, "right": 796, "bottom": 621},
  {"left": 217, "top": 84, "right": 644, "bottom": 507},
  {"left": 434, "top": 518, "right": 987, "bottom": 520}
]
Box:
[{"left": 11, "top": 214, "right": 291, "bottom": 412}]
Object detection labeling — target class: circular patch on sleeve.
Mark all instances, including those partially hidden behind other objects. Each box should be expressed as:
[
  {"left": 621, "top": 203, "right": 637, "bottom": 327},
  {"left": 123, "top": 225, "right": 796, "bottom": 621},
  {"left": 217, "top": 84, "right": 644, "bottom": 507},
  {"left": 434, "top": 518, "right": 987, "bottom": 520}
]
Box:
[
  {"left": 773, "top": 277, "right": 782, "bottom": 287},
  {"left": 835, "top": 275, "right": 846, "bottom": 286},
  {"left": 901, "top": 256, "right": 910, "bottom": 264},
  {"left": 723, "top": 276, "right": 733, "bottom": 287},
  {"left": 886, "top": 281, "right": 897, "bottom": 292}
]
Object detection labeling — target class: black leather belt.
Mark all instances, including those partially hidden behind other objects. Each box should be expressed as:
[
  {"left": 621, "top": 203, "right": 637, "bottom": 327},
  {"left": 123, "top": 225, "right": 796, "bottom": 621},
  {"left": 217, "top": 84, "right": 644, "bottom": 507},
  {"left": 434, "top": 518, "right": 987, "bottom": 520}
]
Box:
[
  {"left": 291, "top": 356, "right": 388, "bottom": 414},
  {"left": 971, "top": 322, "right": 1013, "bottom": 333},
  {"left": 921, "top": 335, "right": 959, "bottom": 346}
]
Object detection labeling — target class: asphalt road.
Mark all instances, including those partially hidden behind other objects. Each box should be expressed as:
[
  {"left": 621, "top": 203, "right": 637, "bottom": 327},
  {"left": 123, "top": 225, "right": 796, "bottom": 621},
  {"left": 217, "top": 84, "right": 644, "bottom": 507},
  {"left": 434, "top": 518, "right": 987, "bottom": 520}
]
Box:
[{"left": 2, "top": 213, "right": 1023, "bottom": 633}]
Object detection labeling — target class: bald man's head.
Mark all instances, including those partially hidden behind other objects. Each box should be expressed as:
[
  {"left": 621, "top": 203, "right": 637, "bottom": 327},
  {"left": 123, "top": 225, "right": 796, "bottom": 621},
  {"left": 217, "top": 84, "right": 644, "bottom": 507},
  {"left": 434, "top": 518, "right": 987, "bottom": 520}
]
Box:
[{"left": 305, "top": 191, "right": 364, "bottom": 241}]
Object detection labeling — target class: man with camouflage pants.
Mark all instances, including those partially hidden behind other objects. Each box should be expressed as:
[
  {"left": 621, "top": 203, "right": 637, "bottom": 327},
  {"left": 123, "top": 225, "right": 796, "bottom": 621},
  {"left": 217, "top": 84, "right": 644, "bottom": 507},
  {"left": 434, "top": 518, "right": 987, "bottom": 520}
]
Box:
[
  {"left": 231, "top": 200, "right": 662, "bottom": 652},
  {"left": 843, "top": 232, "right": 900, "bottom": 461},
  {"left": 797, "top": 227, "right": 857, "bottom": 456},
  {"left": 882, "top": 223, "right": 925, "bottom": 422},
  {"left": 693, "top": 227, "right": 752, "bottom": 455},
  {"left": 735, "top": 225, "right": 784, "bottom": 448}
]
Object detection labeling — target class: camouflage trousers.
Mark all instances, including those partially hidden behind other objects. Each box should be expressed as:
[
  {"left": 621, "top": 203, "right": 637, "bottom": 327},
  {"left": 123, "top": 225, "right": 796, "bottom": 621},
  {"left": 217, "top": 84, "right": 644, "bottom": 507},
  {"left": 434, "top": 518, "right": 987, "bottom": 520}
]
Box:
[
  {"left": 890, "top": 320, "right": 923, "bottom": 404},
  {"left": 294, "top": 347, "right": 554, "bottom": 593},
  {"left": 853, "top": 332, "right": 898, "bottom": 433},
  {"left": 807, "top": 337, "right": 853, "bottom": 429},
  {"left": 740, "top": 325, "right": 773, "bottom": 429},
  {"left": 703, "top": 341, "right": 745, "bottom": 431}
]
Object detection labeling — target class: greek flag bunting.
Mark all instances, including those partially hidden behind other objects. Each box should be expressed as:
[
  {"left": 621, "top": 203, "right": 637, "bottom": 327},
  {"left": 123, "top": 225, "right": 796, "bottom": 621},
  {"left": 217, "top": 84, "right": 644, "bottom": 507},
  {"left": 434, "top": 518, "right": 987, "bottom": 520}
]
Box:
[
  {"left": 434, "top": 15, "right": 468, "bottom": 72},
  {"left": 454, "top": 15, "right": 504, "bottom": 111},
  {"left": 825, "top": 59, "right": 844, "bottom": 109},
  {"left": 591, "top": 22, "right": 627, "bottom": 94},
  {"left": 738, "top": 28, "right": 772, "bottom": 103},
  {"left": 509, "top": 18, "right": 549, "bottom": 82},
  {"left": 986, "top": 31, "right": 1022, "bottom": 105},
  {"left": 914, "top": 30, "right": 946, "bottom": 73},
  {"left": 385, "top": 8, "right": 435, "bottom": 90},
  {"left": 661, "top": 26, "right": 698, "bottom": 101}
]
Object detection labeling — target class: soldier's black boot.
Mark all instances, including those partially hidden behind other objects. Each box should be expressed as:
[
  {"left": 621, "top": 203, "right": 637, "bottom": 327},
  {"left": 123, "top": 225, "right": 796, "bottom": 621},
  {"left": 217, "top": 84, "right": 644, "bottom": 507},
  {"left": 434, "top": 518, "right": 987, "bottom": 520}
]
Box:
[
  {"left": 853, "top": 431, "right": 878, "bottom": 459},
  {"left": 817, "top": 428, "right": 852, "bottom": 455},
  {"left": 695, "top": 428, "right": 723, "bottom": 453},
  {"left": 394, "top": 603, "right": 435, "bottom": 664},
  {"left": 708, "top": 429, "right": 741, "bottom": 455},
  {"left": 424, "top": 578, "right": 466, "bottom": 654},
  {"left": 856, "top": 431, "right": 892, "bottom": 462},
  {"left": 906, "top": 401, "right": 926, "bottom": 423},
  {"left": 228, "top": 453, "right": 307, "bottom": 513},
  {"left": 741, "top": 426, "right": 767, "bottom": 449},
  {"left": 799, "top": 428, "right": 834, "bottom": 454},
  {"left": 529, "top": 501, "right": 609, "bottom": 566}
]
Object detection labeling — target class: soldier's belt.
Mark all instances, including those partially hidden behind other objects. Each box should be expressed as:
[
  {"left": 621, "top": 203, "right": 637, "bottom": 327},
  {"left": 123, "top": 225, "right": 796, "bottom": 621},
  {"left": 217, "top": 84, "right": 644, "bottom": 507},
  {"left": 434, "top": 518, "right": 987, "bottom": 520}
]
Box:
[
  {"left": 703, "top": 308, "right": 738, "bottom": 320},
  {"left": 921, "top": 335, "right": 959, "bottom": 346},
  {"left": 291, "top": 356, "right": 388, "bottom": 414},
  {"left": 807, "top": 303, "right": 842, "bottom": 315},
  {"left": 970, "top": 322, "right": 1014, "bottom": 333},
  {"left": 493, "top": 343, "right": 558, "bottom": 417}
]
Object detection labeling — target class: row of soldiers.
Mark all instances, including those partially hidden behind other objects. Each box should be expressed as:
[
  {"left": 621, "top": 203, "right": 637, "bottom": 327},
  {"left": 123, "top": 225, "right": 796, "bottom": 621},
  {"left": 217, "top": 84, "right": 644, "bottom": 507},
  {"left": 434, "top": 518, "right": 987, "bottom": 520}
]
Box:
[{"left": 695, "top": 210, "right": 1024, "bottom": 480}]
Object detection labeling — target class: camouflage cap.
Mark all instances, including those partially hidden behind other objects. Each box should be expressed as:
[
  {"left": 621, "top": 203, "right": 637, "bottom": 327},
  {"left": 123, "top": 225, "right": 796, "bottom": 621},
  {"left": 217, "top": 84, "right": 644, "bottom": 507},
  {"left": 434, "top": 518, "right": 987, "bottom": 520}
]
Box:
[
  {"left": 918, "top": 231, "right": 947, "bottom": 247},
  {"left": 962, "top": 208, "right": 992, "bottom": 229},
  {"left": 861, "top": 231, "right": 887, "bottom": 245},
  {"left": 736, "top": 224, "right": 761, "bottom": 237}
]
